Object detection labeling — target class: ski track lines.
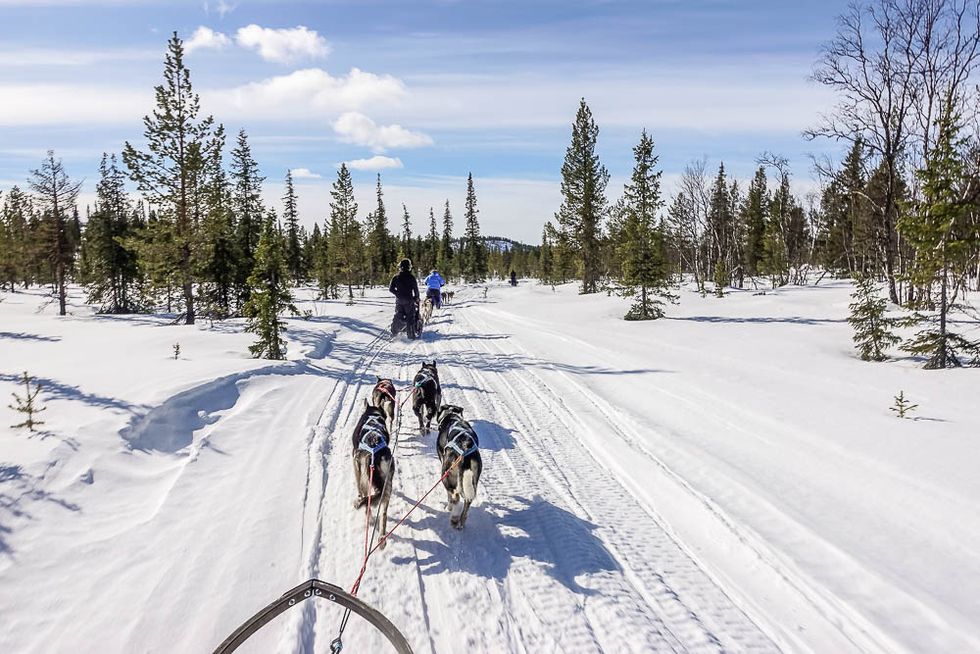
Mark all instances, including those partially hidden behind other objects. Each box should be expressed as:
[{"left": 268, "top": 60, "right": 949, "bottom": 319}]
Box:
[
  {"left": 439, "top": 301, "right": 782, "bottom": 653},
  {"left": 465, "top": 304, "right": 958, "bottom": 653}
]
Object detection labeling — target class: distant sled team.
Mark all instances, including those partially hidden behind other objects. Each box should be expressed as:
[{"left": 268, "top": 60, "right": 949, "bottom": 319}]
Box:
[{"left": 351, "top": 362, "right": 482, "bottom": 532}]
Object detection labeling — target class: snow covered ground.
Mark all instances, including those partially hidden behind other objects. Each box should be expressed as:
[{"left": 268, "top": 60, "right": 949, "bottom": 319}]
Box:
[{"left": 1, "top": 280, "right": 977, "bottom": 653}]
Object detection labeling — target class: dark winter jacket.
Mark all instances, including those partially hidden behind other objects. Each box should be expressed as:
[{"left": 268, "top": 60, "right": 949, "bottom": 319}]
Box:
[{"left": 389, "top": 270, "right": 420, "bottom": 301}]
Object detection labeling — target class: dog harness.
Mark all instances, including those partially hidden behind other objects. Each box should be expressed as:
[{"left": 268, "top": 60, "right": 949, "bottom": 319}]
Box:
[
  {"left": 414, "top": 371, "right": 436, "bottom": 389},
  {"left": 374, "top": 382, "right": 396, "bottom": 403},
  {"left": 445, "top": 421, "right": 479, "bottom": 458},
  {"left": 358, "top": 415, "right": 388, "bottom": 458}
]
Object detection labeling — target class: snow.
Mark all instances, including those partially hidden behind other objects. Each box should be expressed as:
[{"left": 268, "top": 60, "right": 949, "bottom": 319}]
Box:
[{"left": 1, "top": 280, "right": 978, "bottom": 653}]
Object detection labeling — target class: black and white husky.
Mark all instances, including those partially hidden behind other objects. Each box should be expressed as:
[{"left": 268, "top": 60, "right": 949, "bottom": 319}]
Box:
[
  {"left": 371, "top": 377, "right": 397, "bottom": 434},
  {"left": 351, "top": 400, "right": 394, "bottom": 547},
  {"left": 435, "top": 404, "right": 482, "bottom": 529},
  {"left": 412, "top": 361, "right": 442, "bottom": 435}
]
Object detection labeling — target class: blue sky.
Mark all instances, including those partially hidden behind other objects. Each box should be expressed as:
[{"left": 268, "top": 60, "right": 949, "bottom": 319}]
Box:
[{"left": 0, "top": 0, "right": 851, "bottom": 242}]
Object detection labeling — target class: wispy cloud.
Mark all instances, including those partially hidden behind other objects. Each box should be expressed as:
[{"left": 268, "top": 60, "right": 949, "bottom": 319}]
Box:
[
  {"left": 235, "top": 24, "right": 329, "bottom": 63},
  {"left": 344, "top": 155, "right": 403, "bottom": 171},
  {"left": 185, "top": 26, "right": 231, "bottom": 54},
  {"left": 289, "top": 167, "right": 322, "bottom": 179},
  {"left": 333, "top": 112, "right": 432, "bottom": 153},
  {"left": 0, "top": 47, "right": 156, "bottom": 66},
  {"left": 207, "top": 68, "right": 405, "bottom": 119}
]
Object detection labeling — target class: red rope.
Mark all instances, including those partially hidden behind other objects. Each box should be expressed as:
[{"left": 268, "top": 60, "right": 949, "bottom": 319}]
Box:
[
  {"left": 350, "top": 463, "right": 375, "bottom": 596},
  {"left": 368, "top": 455, "right": 462, "bottom": 556}
]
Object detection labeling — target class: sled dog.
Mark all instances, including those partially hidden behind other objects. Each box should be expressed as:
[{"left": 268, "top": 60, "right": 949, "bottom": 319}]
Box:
[
  {"left": 443, "top": 290, "right": 455, "bottom": 304},
  {"left": 412, "top": 361, "right": 442, "bottom": 434},
  {"left": 420, "top": 297, "right": 434, "bottom": 324},
  {"left": 371, "top": 377, "right": 397, "bottom": 434},
  {"left": 435, "top": 404, "right": 482, "bottom": 529},
  {"left": 351, "top": 399, "right": 394, "bottom": 548}
]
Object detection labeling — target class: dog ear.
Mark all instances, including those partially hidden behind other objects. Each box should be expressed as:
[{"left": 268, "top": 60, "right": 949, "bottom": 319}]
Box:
[
  {"left": 363, "top": 397, "right": 370, "bottom": 410},
  {"left": 432, "top": 360, "right": 437, "bottom": 368},
  {"left": 376, "top": 375, "right": 382, "bottom": 383}
]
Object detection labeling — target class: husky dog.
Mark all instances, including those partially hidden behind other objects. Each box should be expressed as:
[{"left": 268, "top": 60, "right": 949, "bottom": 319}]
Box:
[
  {"left": 412, "top": 361, "right": 441, "bottom": 435},
  {"left": 443, "top": 290, "right": 454, "bottom": 304},
  {"left": 371, "top": 377, "right": 397, "bottom": 434},
  {"left": 420, "top": 297, "right": 434, "bottom": 324},
  {"left": 435, "top": 404, "right": 482, "bottom": 529},
  {"left": 351, "top": 399, "right": 394, "bottom": 548}
]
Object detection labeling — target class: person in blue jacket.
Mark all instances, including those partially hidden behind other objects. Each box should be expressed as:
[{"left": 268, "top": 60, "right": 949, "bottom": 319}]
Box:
[{"left": 424, "top": 269, "right": 445, "bottom": 308}]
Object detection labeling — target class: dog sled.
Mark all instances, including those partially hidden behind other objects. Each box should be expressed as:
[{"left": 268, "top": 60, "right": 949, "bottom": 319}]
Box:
[
  {"left": 212, "top": 579, "right": 412, "bottom": 653},
  {"left": 391, "top": 301, "right": 424, "bottom": 340}
]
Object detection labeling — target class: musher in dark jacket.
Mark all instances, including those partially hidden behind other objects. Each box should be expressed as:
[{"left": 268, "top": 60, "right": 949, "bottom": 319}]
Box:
[{"left": 389, "top": 258, "right": 420, "bottom": 336}]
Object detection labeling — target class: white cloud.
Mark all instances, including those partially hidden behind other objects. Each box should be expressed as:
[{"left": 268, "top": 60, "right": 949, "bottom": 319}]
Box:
[
  {"left": 344, "top": 156, "right": 403, "bottom": 171},
  {"left": 333, "top": 112, "right": 433, "bottom": 153},
  {"left": 235, "top": 24, "right": 329, "bottom": 63},
  {"left": 289, "top": 167, "right": 321, "bottom": 179},
  {"left": 185, "top": 26, "right": 231, "bottom": 54},
  {"left": 207, "top": 68, "right": 405, "bottom": 120},
  {"left": 0, "top": 47, "right": 156, "bottom": 67},
  {"left": 0, "top": 84, "right": 149, "bottom": 126}
]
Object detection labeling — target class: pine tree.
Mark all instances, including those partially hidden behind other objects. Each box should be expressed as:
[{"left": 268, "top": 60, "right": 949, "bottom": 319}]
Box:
[
  {"left": 461, "top": 173, "right": 487, "bottom": 282},
  {"left": 555, "top": 98, "right": 609, "bottom": 294},
  {"left": 28, "top": 151, "right": 81, "bottom": 316},
  {"left": 707, "top": 162, "right": 735, "bottom": 290},
  {"left": 538, "top": 227, "right": 553, "bottom": 283},
  {"left": 438, "top": 199, "right": 454, "bottom": 279},
  {"left": 283, "top": 170, "right": 302, "bottom": 282},
  {"left": 847, "top": 275, "right": 899, "bottom": 361},
  {"left": 230, "top": 129, "right": 265, "bottom": 308},
  {"left": 244, "top": 216, "right": 296, "bottom": 359},
  {"left": 8, "top": 371, "right": 46, "bottom": 432},
  {"left": 328, "top": 164, "right": 364, "bottom": 303},
  {"left": 890, "top": 391, "right": 918, "bottom": 419},
  {"left": 898, "top": 103, "right": 980, "bottom": 368},
  {"left": 123, "top": 32, "right": 220, "bottom": 325},
  {"left": 84, "top": 154, "right": 144, "bottom": 313},
  {"left": 617, "top": 130, "right": 676, "bottom": 320}
]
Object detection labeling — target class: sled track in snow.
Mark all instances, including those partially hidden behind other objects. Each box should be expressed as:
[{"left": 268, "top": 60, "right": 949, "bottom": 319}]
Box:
[{"left": 430, "top": 302, "right": 781, "bottom": 653}]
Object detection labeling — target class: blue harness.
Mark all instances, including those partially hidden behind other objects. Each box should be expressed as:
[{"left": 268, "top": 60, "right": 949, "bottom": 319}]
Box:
[
  {"left": 358, "top": 415, "right": 388, "bottom": 458},
  {"left": 445, "top": 421, "right": 479, "bottom": 458},
  {"left": 414, "top": 371, "right": 435, "bottom": 389}
]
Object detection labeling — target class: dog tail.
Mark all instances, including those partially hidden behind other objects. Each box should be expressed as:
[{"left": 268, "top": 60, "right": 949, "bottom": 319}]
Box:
[{"left": 461, "top": 466, "right": 478, "bottom": 503}]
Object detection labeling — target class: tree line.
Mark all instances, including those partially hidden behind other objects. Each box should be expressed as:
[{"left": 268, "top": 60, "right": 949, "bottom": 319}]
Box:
[
  {"left": 0, "top": 33, "right": 539, "bottom": 357},
  {"left": 540, "top": 0, "right": 980, "bottom": 366}
]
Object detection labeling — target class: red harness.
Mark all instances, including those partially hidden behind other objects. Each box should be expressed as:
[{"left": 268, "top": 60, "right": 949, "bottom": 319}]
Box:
[{"left": 374, "top": 381, "right": 397, "bottom": 403}]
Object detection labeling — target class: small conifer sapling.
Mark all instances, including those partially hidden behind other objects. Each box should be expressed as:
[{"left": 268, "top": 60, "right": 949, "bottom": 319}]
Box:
[
  {"left": 889, "top": 391, "right": 918, "bottom": 419},
  {"left": 847, "top": 276, "right": 899, "bottom": 361},
  {"left": 9, "top": 371, "right": 46, "bottom": 431}
]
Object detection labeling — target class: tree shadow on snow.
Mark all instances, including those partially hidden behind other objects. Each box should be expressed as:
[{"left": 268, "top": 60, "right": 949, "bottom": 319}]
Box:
[
  {"left": 669, "top": 315, "right": 845, "bottom": 326},
  {"left": 392, "top": 495, "right": 618, "bottom": 596},
  {"left": 0, "top": 372, "right": 146, "bottom": 414},
  {"left": 0, "top": 463, "right": 81, "bottom": 558},
  {"left": 0, "top": 331, "right": 61, "bottom": 342},
  {"left": 439, "top": 350, "right": 664, "bottom": 377}
]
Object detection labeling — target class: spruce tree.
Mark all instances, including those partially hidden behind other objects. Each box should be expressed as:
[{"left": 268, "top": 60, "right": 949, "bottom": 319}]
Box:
[
  {"left": 461, "top": 173, "right": 487, "bottom": 282},
  {"left": 328, "top": 164, "right": 364, "bottom": 303},
  {"left": 84, "top": 154, "right": 143, "bottom": 313},
  {"left": 898, "top": 104, "right": 980, "bottom": 368},
  {"left": 707, "top": 162, "right": 735, "bottom": 290},
  {"left": 617, "top": 130, "right": 676, "bottom": 320},
  {"left": 366, "top": 174, "right": 394, "bottom": 283},
  {"left": 847, "top": 275, "right": 899, "bottom": 361},
  {"left": 123, "top": 32, "right": 219, "bottom": 325},
  {"left": 538, "top": 227, "right": 553, "bottom": 284},
  {"left": 426, "top": 207, "right": 439, "bottom": 273},
  {"left": 740, "top": 167, "right": 768, "bottom": 277},
  {"left": 244, "top": 216, "right": 296, "bottom": 359},
  {"left": 0, "top": 186, "right": 31, "bottom": 291},
  {"left": 283, "top": 170, "right": 302, "bottom": 282},
  {"left": 555, "top": 98, "right": 609, "bottom": 294},
  {"left": 439, "top": 199, "right": 454, "bottom": 279},
  {"left": 399, "top": 204, "right": 412, "bottom": 261},
  {"left": 230, "top": 129, "right": 265, "bottom": 307},
  {"left": 28, "top": 151, "right": 81, "bottom": 316},
  {"left": 197, "top": 137, "right": 240, "bottom": 320}
]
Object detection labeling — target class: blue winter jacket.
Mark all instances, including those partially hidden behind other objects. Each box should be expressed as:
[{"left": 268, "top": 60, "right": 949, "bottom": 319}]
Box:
[{"left": 424, "top": 272, "right": 445, "bottom": 289}]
